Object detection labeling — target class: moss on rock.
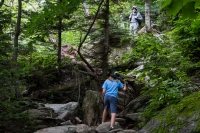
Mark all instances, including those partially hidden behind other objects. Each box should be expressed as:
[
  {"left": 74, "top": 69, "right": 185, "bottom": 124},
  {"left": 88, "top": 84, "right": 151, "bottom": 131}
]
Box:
[
  {"left": 82, "top": 90, "right": 103, "bottom": 126},
  {"left": 139, "top": 91, "right": 200, "bottom": 133}
]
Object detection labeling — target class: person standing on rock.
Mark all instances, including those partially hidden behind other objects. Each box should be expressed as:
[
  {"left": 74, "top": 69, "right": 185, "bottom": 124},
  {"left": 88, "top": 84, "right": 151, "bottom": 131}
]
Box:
[
  {"left": 129, "top": 6, "right": 143, "bottom": 34},
  {"left": 101, "top": 71, "right": 127, "bottom": 131}
]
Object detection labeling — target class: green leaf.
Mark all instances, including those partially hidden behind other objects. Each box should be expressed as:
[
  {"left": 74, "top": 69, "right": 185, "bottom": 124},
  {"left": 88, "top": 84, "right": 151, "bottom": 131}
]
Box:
[
  {"left": 166, "top": 0, "right": 182, "bottom": 17},
  {"left": 195, "top": 0, "right": 200, "bottom": 8},
  {"left": 182, "top": 2, "right": 196, "bottom": 19},
  {"left": 164, "top": 0, "right": 196, "bottom": 17},
  {"left": 161, "top": 0, "right": 172, "bottom": 9}
]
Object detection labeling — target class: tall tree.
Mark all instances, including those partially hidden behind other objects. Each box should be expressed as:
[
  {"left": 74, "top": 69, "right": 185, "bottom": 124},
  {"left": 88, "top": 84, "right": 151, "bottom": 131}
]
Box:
[
  {"left": 12, "top": 0, "right": 22, "bottom": 99},
  {"left": 0, "top": 0, "right": 4, "bottom": 34},
  {"left": 57, "top": 0, "right": 62, "bottom": 76},
  {"left": 145, "top": 0, "right": 151, "bottom": 32},
  {"left": 102, "top": 0, "right": 109, "bottom": 78}
]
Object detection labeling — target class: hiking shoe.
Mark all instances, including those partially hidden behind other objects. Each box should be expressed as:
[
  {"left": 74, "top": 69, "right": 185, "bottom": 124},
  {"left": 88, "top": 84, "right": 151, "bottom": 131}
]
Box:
[{"left": 109, "top": 126, "right": 114, "bottom": 131}]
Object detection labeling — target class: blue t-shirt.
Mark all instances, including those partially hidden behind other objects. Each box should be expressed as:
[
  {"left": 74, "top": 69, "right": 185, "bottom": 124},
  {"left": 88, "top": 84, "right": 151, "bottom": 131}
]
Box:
[{"left": 102, "top": 79, "right": 123, "bottom": 98}]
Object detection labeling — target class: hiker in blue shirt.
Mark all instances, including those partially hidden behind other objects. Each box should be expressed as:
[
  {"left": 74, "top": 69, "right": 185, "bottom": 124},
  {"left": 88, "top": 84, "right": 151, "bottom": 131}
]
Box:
[
  {"left": 101, "top": 71, "right": 127, "bottom": 131},
  {"left": 129, "top": 6, "right": 143, "bottom": 34}
]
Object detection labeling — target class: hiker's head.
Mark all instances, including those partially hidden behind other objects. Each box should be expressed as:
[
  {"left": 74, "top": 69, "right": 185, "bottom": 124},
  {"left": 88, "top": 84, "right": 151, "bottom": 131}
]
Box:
[
  {"left": 132, "top": 6, "right": 137, "bottom": 12},
  {"left": 110, "top": 71, "right": 121, "bottom": 80}
]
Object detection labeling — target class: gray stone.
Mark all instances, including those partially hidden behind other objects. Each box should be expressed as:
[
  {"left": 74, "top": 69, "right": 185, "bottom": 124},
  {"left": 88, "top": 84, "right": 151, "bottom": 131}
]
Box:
[
  {"left": 24, "top": 109, "right": 49, "bottom": 119},
  {"left": 126, "top": 113, "right": 145, "bottom": 122},
  {"left": 108, "top": 128, "right": 122, "bottom": 132},
  {"left": 76, "top": 124, "right": 92, "bottom": 133},
  {"left": 34, "top": 125, "right": 77, "bottom": 133},
  {"left": 44, "top": 102, "right": 79, "bottom": 114},
  {"left": 95, "top": 122, "right": 121, "bottom": 133},
  {"left": 44, "top": 102, "right": 79, "bottom": 120},
  {"left": 57, "top": 110, "right": 69, "bottom": 120},
  {"left": 115, "top": 118, "right": 127, "bottom": 124},
  {"left": 124, "top": 130, "right": 138, "bottom": 133},
  {"left": 60, "top": 120, "right": 73, "bottom": 125},
  {"left": 118, "top": 95, "right": 150, "bottom": 117}
]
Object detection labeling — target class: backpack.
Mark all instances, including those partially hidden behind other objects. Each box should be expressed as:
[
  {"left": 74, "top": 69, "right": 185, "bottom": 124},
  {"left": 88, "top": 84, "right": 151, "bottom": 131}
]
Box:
[
  {"left": 130, "top": 12, "right": 141, "bottom": 26},
  {"left": 136, "top": 19, "right": 141, "bottom": 26}
]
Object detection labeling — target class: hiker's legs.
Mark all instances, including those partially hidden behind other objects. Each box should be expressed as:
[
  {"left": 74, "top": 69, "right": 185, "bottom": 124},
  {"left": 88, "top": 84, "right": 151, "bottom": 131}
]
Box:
[
  {"left": 133, "top": 23, "right": 139, "bottom": 34},
  {"left": 130, "top": 23, "right": 134, "bottom": 34},
  {"left": 109, "top": 96, "right": 118, "bottom": 127},
  {"left": 110, "top": 113, "right": 116, "bottom": 127},
  {"left": 102, "top": 109, "right": 108, "bottom": 122},
  {"left": 102, "top": 95, "right": 109, "bottom": 123}
]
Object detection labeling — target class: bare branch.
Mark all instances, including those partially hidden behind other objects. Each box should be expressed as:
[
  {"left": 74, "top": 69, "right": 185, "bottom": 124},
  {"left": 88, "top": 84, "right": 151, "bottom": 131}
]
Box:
[{"left": 77, "top": 0, "right": 104, "bottom": 72}]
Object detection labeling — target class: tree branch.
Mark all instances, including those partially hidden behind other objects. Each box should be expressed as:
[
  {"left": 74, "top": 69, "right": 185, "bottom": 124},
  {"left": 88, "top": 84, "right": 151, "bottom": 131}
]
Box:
[{"left": 77, "top": 0, "right": 104, "bottom": 72}]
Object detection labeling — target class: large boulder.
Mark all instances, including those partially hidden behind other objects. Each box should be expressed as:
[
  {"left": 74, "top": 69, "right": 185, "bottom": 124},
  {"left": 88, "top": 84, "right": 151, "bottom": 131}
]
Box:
[
  {"left": 34, "top": 125, "right": 77, "bottom": 133},
  {"left": 138, "top": 91, "right": 200, "bottom": 133},
  {"left": 44, "top": 102, "right": 79, "bottom": 120},
  {"left": 118, "top": 94, "right": 150, "bottom": 117},
  {"left": 82, "top": 90, "right": 103, "bottom": 126}
]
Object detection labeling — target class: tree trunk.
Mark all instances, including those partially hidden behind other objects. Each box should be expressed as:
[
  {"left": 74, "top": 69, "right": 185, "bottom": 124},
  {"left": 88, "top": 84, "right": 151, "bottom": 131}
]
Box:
[
  {"left": 0, "top": 0, "right": 3, "bottom": 34},
  {"left": 12, "top": 0, "right": 22, "bottom": 99},
  {"left": 13, "top": 0, "right": 21, "bottom": 62},
  {"left": 102, "top": 0, "right": 109, "bottom": 78},
  {"left": 57, "top": 0, "right": 62, "bottom": 76},
  {"left": 0, "top": 0, "right": 4, "bottom": 7},
  {"left": 145, "top": 0, "right": 151, "bottom": 33},
  {"left": 83, "top": 2, "right": 90, "bottom": 16}
]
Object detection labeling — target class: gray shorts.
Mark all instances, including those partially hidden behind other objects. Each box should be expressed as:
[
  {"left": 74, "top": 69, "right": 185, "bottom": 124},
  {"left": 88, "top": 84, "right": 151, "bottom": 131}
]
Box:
[{"left": 104, "top": 95, "right": 118, "bottom": 113}]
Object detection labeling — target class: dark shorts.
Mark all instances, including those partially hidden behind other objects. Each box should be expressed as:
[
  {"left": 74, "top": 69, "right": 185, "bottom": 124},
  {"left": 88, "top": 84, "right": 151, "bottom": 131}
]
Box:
[{"left": 104, "top": 95, "right": 118, "bottom": 113}]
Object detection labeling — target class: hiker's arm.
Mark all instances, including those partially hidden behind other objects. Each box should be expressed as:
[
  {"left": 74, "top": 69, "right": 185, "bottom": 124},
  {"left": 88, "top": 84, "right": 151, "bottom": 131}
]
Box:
[
  {"left": 102, "top": 80, "right": 107, "bottom": 96},
  {"left": 102, "top": 88, "right": 106, "bottom": 95},
  {"left": 137, "top": 12, "right": 143, "bottom": 20},
  {"left": 129, "top": 13, "right": 132, "bottom": 18},
  {"left": 121, "top": 82, "right": 127, "bottom": 92}
]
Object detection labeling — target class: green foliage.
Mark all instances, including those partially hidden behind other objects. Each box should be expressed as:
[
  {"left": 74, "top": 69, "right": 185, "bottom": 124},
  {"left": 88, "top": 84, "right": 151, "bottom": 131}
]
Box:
[
  {"left": 26, "top": 0, "right": 82, "bottom": 36},
  {"left": 62, "top": 31, "right": 80, "bottom": 46},
  {"left": 172, "top": 18, "right": 199, "bottom": 49},
  {"left": 18, "top": 48, "right": 62, "bottom": 89},
  {"left": 0, "top": 6, "right": 15, "bottom": 97},
  {"left": 0, "top": 101, "right": 37, "bottom": 133},
  {"left": 123, "top": 34, "right": 197, "bottom": 117},
  {"left": 143, "top": 79, "right": 186, "bottom": 117},
  {"left": 161, "top": 0, "right": 199, "bottom": 18},
  {"left": 171, "top": 16, "right": 200, "bottom": 76}
]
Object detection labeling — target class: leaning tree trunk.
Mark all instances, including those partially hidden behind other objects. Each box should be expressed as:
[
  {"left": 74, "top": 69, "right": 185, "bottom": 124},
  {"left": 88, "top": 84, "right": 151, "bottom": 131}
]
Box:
[
  {"left": 12, "top": 0, "right": 22, "bottom": 99},
  {"left": 77, "top": 0, "right": 104, "bottom": 73},
  {"left": 145, "top": 0, "right": 151, "bottom": 33},
  {"left": 102, "top": 0, "right": 109, "bottom": 78},
  {"left": 57, "top": 0, "right": 62, "bottom": 76}
]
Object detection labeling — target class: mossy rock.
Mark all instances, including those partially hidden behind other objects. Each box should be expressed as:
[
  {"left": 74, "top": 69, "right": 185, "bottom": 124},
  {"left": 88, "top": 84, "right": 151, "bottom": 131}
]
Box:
[
  {"left": 139, "top": 91, "right": 200, "bottom": 133},
  {"left": 82, "top": 90, "right": 103, "bottom": 126}
]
